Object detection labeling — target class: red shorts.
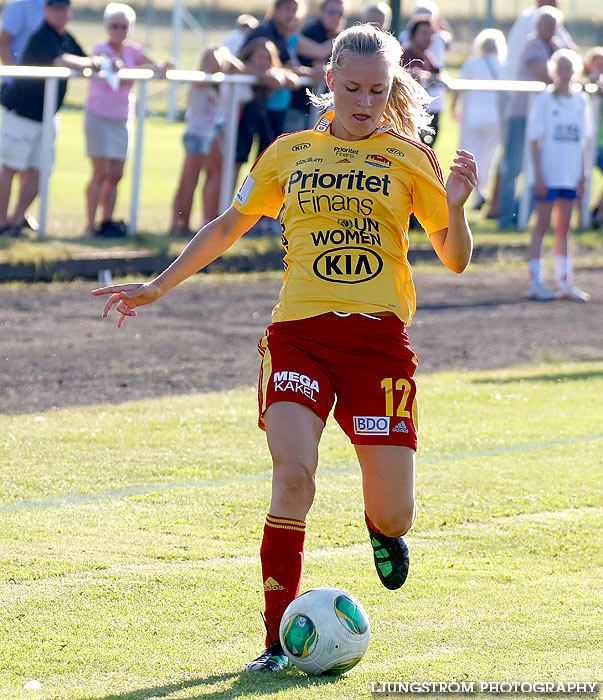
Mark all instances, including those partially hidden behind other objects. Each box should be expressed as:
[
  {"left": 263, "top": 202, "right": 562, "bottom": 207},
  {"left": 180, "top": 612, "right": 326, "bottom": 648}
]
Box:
[{"left": 257, "top": 313, "right": 419, "bottom": 448}]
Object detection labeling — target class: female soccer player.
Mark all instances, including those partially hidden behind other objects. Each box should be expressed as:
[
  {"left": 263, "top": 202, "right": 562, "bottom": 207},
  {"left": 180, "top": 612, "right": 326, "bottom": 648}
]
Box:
[{"left": 93, "top": 24, "right": 476, "bottom": 671}]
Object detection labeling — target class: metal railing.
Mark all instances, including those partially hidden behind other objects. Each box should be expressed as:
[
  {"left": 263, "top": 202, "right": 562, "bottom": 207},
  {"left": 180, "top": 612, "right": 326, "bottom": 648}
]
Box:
[{"left": 0, "top": 66, "right": 600, "bottom": 237}]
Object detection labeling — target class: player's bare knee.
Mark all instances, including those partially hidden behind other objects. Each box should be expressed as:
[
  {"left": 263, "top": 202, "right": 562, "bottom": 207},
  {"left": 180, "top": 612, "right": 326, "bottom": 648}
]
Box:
[
  {"left": 372, "top": 503, "right": 416, "bottom": 537},
  {"left": 272, "top": 461, "right": 316, "bottom": 511}
]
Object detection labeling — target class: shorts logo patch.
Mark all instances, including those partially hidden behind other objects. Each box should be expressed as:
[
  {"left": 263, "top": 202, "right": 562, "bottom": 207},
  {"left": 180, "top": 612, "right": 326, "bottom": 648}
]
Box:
[
  {"left": 273, "top": 370, "right": 320, "bottom": 402},
  {"left": 353, "top": 416, "right": 390, "bottom": 435},
  {"left": 392, "top": 421, "right": 409, "bottom": 433},
  {"left": 235, "top": 174, "right": 255, "bottom": 205}
]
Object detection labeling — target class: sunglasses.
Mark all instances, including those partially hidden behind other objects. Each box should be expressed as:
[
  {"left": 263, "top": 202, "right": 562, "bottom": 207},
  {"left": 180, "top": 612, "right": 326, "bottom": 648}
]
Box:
[{"left": 108, "top": 23, "right": 128, "bottom": 29}]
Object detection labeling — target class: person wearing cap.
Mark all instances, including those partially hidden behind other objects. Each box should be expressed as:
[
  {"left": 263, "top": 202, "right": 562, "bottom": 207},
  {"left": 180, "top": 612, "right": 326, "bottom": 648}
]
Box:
[{"left": 0, "top": 0, "right": 102, "bottom": 237}]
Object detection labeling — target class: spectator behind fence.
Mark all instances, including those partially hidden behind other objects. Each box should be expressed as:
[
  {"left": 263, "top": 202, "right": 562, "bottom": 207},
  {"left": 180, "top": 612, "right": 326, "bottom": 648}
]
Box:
[
  {"left": 452, "top": 29, "right": 506, "bottom": 211},
  {"left": 170, "top": 46, "right": 244, "bottom": 237},
  {"left": 0, "top": 0, "right": 102, "bottom": 238},
  {"left": 497, "top": 6, "right": 563, "bottom": 231},
  {"left": 221, "top": 14, "right": 259, "bottom": 56},
  {"left": 83, "top": 3, "right": 171, "bottom": 238},
  {"left": 0, "top": 0, "right": 46, "bottom": 233},
  {"left": 402, "top": 14, "right": 446, "bottom": 146},
  {"left": 360, "top": 2, "right": 392, "bottom": 31},
  {"left": 240, "top": 0, "right": 302, "bottom": 140},
  {"left": 399, "top": 0, "right": 453, "bottom": 69},
  {"left": 235, "top": 37, "right": 299, "bottom": 235},
  {"left": 503, "top": 0, "right": 574, "bottom": 82},
  {"left": 286, "top": 0, "right": 348, "bottom": 132},
  {"left": 526, "top": 49, "right": 592, "bottom": 302},
  {"left": 0, "top": 0, "right": 44, "bottom": 81},
  {"left": 584, "top": 47, "right": 603, "bottom": 229}
]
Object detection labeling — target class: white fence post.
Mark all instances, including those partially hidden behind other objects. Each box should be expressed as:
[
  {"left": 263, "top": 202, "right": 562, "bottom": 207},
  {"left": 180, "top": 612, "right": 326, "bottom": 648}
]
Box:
[
  {"left": 167, "top": 0, "right": 183, "bottom": 122},
  {"left": 128, "top": 77, "right": 149, "bottom": 236},
  {"left": 38, "top": 76, "right": 58, "bottom": 239},
  {"left": 220, "top": 81, "right": 241, "bottom": 214}
]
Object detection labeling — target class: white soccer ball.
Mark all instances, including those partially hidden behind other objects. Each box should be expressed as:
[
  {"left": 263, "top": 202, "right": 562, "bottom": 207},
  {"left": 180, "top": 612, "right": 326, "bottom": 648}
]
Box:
[{"left": 279, "top": 587, "right": 370, "bottom": 675}]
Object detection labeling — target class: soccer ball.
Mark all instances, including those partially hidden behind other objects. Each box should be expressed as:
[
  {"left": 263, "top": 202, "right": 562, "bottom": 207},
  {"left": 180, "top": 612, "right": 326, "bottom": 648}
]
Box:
[{"left": 279, "top": 587, "right": 370, "bottom": 675}]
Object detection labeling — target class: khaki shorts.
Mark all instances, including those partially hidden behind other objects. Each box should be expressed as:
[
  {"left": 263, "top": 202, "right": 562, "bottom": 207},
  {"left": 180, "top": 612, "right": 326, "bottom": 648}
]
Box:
[
  {"left": 84, "top": 110, "right": 129, "bottom": 161},
  {"left": 0, "top": 107, "right": 56, "bottom": 171}
]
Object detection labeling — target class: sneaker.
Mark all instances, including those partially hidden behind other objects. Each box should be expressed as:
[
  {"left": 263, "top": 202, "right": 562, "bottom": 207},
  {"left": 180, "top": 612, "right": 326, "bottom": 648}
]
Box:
[
  {"left": 526, "top": 280, "right": 555, "bottom": 301},
  {"left": 367, "top": 522, "right": 409, "bottom": 590},
  {"left": 21, "top": 214, "right": 39, "bottom": 232},
  {"left": 245, "top": 640, "right": 290, "bottom": 672},
  {"left": 556, "top": 281, "right": 590, "bottom": 302}
]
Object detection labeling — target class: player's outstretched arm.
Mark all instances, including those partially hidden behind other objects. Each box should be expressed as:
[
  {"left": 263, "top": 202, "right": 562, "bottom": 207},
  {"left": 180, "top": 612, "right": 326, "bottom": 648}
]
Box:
[
  {"left": 429, "top": 149, "right": 476, "bottom": 274},
  {"left": 92, "top": 206, "right": 260, "bottom": 327}
]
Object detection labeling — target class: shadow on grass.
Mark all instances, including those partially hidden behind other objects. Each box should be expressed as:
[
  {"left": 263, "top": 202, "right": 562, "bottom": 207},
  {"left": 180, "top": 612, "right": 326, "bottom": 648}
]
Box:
[
  {"left": 471, "top": 369, "right": 603, "bottom": 385},
  {"left": 82, "top": 668, "right": 341, "bottom": 700},
  {"left": 417, "top": 297, "right": 526, "bottom": 311}
]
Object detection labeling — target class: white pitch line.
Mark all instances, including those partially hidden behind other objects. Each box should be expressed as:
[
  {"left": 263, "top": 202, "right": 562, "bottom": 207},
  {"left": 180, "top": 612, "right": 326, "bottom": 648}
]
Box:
[{"left": 1, "top": 433, "right": 601, "bottom": 515}]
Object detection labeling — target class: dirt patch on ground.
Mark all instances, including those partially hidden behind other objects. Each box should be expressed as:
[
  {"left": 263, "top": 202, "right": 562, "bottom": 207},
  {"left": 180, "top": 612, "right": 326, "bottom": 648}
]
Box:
[{"left": 1, "top": 266, "right": 601, "bottom": 415}]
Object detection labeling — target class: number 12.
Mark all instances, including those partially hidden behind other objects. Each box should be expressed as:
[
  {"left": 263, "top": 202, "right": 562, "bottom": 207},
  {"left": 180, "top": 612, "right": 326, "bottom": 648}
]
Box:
[{"left": 380, "top": 377, "right": 412, "bottom": 418}]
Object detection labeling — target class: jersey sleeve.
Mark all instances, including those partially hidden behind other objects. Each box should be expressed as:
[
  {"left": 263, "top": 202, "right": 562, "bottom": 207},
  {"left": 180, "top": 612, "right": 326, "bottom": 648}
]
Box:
[
  {"left": 411, "top": 150, "right": 449, "bottom": 235},
  {"left": 233, "top": 139, "right": 284, "bottom": 219}
]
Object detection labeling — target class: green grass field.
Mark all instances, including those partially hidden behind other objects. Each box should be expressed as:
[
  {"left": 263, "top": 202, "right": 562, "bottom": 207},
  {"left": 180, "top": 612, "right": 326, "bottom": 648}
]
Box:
[{"left": 1, "top": 362, "right": 602, "bottom": 699}]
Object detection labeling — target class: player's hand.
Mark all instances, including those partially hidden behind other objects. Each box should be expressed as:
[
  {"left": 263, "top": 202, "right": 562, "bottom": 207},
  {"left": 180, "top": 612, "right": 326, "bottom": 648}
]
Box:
[
  {"left": 91, "top": 281, "right": 163, "bottom": 328},
  {"left": 446, "top": 149, "right": 477, "bottom": 209}
]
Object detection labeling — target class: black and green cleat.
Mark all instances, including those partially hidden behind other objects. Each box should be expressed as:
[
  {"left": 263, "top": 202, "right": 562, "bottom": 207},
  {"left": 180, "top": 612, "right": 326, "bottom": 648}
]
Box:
[
  {"left": 245, "top": 640, "right": 290, "bottom": 672},
  {"left": 367, "top": 523, "right": 410, "bottom": 590}
]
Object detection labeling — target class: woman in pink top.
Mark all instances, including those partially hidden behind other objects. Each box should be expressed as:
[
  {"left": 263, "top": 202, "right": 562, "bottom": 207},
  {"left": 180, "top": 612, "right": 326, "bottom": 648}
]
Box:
[{"left": 83, "top": 2, "right": 169, "bottom": 237}]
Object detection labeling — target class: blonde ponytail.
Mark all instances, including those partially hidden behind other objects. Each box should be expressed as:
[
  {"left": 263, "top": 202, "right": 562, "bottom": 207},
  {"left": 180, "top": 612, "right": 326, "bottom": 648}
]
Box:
[
  {"left": 309, "top": 24, "right": 433, "bottom": 140},
  {"left": 384, "top": 65, "right": 433, "bottom": 139}
]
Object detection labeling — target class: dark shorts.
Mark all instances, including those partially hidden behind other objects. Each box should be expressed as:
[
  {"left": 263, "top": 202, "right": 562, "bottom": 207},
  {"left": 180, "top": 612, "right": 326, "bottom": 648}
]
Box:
[
  {"left": 534, "top": 187, "right": 578, "bottom": 202},
  {"left": 257, "top": 313, "right": 419, "bottom": 448}
]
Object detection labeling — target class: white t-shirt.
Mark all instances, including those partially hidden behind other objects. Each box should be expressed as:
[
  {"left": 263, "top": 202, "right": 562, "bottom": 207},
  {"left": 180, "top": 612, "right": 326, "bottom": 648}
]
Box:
[
  {"left": 526, "top": 89, "right": 592, "bottom": 189},
  {"left": 457, "top": 54, "right": 503, "bottom": 127}
]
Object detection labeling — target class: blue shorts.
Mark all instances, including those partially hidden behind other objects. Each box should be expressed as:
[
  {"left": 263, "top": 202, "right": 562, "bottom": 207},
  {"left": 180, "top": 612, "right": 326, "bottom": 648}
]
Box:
[
  {"left": 182, "top": 132, "right": 214, "bottom": 156},
  {"left": 597, "top": 145, "right": 603, "bottom": 174},
  {"left": 534, "top": 188, "right": 578, "bottom": 202}
]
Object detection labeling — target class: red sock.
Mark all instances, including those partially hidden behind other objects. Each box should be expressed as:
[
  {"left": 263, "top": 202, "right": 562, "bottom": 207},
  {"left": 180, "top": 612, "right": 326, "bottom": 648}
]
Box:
[{"left": 260, "top": 514, "right": 306, "bottom": 646}]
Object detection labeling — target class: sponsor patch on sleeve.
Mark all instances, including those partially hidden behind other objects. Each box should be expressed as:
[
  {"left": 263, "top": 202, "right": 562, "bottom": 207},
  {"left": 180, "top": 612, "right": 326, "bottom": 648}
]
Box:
[{"left": 235, "top": 174, "right": 256, "bottom": 206}]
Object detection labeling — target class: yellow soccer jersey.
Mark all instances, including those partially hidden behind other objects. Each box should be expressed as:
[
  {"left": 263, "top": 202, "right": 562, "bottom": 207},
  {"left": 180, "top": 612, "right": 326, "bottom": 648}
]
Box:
[{"left": 233, "top": 111, "right": 449, "bottom": 324}]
